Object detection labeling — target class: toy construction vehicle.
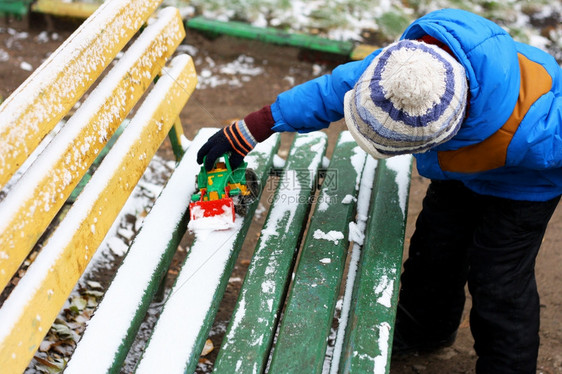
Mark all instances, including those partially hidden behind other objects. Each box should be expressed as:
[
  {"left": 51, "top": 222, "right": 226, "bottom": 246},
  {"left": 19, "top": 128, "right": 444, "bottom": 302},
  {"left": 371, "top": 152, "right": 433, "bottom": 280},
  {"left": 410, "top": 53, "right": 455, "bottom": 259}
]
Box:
[{"left": 189, "top": 154, "right": 259, "bottom": 227}]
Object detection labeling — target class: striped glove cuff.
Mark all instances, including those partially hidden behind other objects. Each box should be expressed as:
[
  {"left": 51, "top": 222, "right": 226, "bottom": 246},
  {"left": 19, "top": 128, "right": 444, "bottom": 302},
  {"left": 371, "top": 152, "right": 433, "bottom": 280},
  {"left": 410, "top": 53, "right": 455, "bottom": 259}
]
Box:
[{"left": 223, "top": 119, "right": 258, "bottom": 157}]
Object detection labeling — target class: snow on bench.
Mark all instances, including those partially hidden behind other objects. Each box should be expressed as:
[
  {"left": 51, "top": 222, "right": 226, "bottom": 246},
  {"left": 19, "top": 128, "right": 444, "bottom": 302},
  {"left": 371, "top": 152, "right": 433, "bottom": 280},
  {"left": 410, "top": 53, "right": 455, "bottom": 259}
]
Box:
[
  {"left": 133, "top": 134, "right": 282, "bottom": 373},
  {"left": 265, "top": 132, "right": 368, "bottom": 373},
  {"left": 64, "top": 129, "right": 218, "bottom": 373},
  {"left": 213, "top": 132, "right": 331, "bottom": 373},
  {"left": 74, "top": 128, "right": 408, "bottom": 374},
  {"left": 338, "top": 155, "right": 412, "bottom": 374}
]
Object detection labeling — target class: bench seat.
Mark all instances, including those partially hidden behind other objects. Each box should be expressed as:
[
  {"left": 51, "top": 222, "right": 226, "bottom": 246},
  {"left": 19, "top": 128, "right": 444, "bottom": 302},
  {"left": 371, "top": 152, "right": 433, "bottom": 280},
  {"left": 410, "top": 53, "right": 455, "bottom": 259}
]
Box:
[{"left": 65, "top": 130, "right": 411, "bottom": 373}]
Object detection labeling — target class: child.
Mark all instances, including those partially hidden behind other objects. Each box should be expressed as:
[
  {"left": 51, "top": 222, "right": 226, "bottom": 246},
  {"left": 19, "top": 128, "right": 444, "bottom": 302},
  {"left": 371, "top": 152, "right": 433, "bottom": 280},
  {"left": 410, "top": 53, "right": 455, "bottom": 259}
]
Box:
[{"left": 197, "top": 8, "right": 562, "bottom": 373}]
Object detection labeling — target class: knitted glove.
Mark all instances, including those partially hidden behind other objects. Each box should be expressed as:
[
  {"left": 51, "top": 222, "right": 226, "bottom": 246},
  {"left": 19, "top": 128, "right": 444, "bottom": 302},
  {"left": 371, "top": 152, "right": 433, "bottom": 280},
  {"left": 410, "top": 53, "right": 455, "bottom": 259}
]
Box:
[
  {"left": 197, "top": 120, "right": 255, "bottom": 171},
  {"left": 197, "top": 106, "right": 275, "bottom": 171}
]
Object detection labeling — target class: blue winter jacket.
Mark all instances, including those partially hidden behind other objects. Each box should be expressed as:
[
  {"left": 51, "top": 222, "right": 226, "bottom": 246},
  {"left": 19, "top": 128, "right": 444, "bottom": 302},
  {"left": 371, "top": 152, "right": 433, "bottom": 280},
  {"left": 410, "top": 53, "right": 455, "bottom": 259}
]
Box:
[{"left": 269, "top": 9, "right": 562, "bottom": 201}]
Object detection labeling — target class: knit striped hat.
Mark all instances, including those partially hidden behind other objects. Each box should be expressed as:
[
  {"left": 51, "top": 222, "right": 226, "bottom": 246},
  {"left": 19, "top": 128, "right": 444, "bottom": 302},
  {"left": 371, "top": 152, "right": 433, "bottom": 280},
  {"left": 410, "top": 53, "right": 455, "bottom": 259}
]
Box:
[{"left": 344, "top": 39, "right": 468, "bottom": 159}]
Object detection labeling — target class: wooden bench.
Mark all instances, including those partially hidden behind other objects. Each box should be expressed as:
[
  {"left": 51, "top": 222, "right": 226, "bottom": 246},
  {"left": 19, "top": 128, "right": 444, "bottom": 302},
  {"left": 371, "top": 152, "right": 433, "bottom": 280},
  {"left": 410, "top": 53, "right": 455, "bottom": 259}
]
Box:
[{"left": 0, "top": 1, "right": 412, "bottom": 373}]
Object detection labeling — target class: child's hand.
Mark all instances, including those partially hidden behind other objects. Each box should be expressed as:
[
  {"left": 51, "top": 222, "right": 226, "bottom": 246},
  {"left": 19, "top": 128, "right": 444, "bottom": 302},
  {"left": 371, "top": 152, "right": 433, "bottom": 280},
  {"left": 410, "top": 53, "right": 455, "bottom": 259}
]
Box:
[{"left": 197, "top": 120, "right": 254, "bottom": 171}]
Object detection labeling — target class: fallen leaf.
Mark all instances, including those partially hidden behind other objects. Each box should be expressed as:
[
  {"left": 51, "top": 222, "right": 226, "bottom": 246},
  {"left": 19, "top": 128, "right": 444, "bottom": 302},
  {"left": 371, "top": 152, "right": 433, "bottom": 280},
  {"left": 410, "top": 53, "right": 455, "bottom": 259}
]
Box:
[
  {"left": 51, "top": 323, "right": 78, "bottom": 342},
  {"left": 29, "top": 250, "right": 39, "bottom": 262},
  {"left": 34, "top": 356, "right": 66, "bottom": 373},
  {"left": 201, "top": 339, "right": 214, "bottom": 356},
  {"left": 69, "top": 297, "right": 88, "bottom": 313},
  {"left": 86, "top": 280, "right": 103, "bottom": 290},
  {"left": 34, "top": 355, "right": 59, "bottom": 369},
  {"left": 52, "top": 343, "right": 73, "bottom": 356},
  {"left": 84, "top": 289, "right": 104, "bottom": 298},
  {"left": 39, "top": 340, "right": 53, "bottom": 352}
]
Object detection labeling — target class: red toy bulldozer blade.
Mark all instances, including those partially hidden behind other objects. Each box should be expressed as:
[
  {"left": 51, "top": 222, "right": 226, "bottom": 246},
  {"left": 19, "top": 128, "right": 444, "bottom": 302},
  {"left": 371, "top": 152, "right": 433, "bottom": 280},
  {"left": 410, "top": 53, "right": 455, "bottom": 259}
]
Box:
[
  {"left": 189, "top": 194, "right": 235, "bottom": 222},
  {"left": 188, "top": 185, "right": 237, "bottom": 231}
]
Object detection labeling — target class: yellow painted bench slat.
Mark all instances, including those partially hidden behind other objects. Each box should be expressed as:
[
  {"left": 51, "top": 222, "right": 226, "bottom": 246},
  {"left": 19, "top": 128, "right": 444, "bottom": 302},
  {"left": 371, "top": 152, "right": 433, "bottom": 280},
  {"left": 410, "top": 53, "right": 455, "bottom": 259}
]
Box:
[
  {"left": 0, "top": 53, "right": 197, "bottom": 374},
  {"left": 31, "top": 0, "right": 100, "bottom": 19},
  {"left": 0, "top": 0, "right": 163, "bottom": 189},
  {"left": 0, "top": 7, "right": 185, "bottom": 291},
  {"left": 350, "top": 44, "right": 378, "bottom": 60}
]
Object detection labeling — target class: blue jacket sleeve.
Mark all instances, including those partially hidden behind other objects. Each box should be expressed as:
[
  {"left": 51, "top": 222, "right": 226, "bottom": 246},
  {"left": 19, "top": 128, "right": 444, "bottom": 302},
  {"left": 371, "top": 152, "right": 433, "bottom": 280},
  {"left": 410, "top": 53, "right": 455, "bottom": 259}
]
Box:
[{"left": 270, "top": 51, "right": 381, "bottom": 133}]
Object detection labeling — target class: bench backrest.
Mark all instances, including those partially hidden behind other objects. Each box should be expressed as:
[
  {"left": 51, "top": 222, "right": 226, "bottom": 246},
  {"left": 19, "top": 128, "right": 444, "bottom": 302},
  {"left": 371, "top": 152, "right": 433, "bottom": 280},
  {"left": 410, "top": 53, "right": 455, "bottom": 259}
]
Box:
[
  {"left": 31, "top": 0, "right": 100, "bottom": 19},
  {"left": 0, "top": 1, "right": 196, "bottom": 371}
]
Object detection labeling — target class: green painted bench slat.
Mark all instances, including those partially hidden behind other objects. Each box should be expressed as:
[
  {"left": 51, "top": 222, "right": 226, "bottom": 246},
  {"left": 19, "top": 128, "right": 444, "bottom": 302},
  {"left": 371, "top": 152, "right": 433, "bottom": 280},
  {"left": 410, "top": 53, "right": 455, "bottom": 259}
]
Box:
[
  {"left": 338, "top": 156, "right": 412, "bottom": 374},
  {"left": 0, "top": 0, "right": 31, "bottom": 17},
  {"left": 186, "top": 16, "right": 355, "bottom": 56},
  {"left": 268, "top": 133, "right": 368, "bottom": 374},
  {"left": 213, "top": 132, "right": 328, "bottom": 373},
  {"left": 133, "top": 134, "right": 280, "bottom": 374}
]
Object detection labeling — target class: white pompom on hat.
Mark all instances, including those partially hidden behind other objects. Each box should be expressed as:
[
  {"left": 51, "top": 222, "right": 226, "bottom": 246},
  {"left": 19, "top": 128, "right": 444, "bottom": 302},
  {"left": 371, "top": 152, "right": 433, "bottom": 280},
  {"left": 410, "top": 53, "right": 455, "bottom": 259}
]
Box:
[{"left": 344, "top": 39, "right": 468, "bottom": 159}]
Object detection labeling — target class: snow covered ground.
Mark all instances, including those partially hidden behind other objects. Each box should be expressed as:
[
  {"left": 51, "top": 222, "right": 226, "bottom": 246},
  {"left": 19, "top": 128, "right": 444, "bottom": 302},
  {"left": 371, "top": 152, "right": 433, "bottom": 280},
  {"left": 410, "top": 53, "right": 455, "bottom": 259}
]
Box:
[
  {"left": 67, "top": 0, "right": 562, "bottom": 59},
  {"left": 173, "top": 0, "right": 562, "bottom": 58},
  {"left": 2, "top": 1, "right": 561, "bottom": 85}
]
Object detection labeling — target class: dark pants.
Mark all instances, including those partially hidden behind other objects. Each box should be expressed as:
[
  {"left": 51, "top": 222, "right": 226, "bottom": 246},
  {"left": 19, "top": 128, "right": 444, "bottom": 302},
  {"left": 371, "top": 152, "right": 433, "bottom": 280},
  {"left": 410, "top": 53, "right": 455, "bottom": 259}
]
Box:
[{"left": 396, "top": 179, "right": 560, "bottom": 374}]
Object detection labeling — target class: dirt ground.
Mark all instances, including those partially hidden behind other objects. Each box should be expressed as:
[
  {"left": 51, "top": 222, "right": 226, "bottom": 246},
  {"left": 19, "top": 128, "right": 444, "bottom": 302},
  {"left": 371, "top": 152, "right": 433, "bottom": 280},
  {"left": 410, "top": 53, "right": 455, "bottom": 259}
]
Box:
[{"left": 1, "top": 13, "right": 561, "bottom": 373}]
